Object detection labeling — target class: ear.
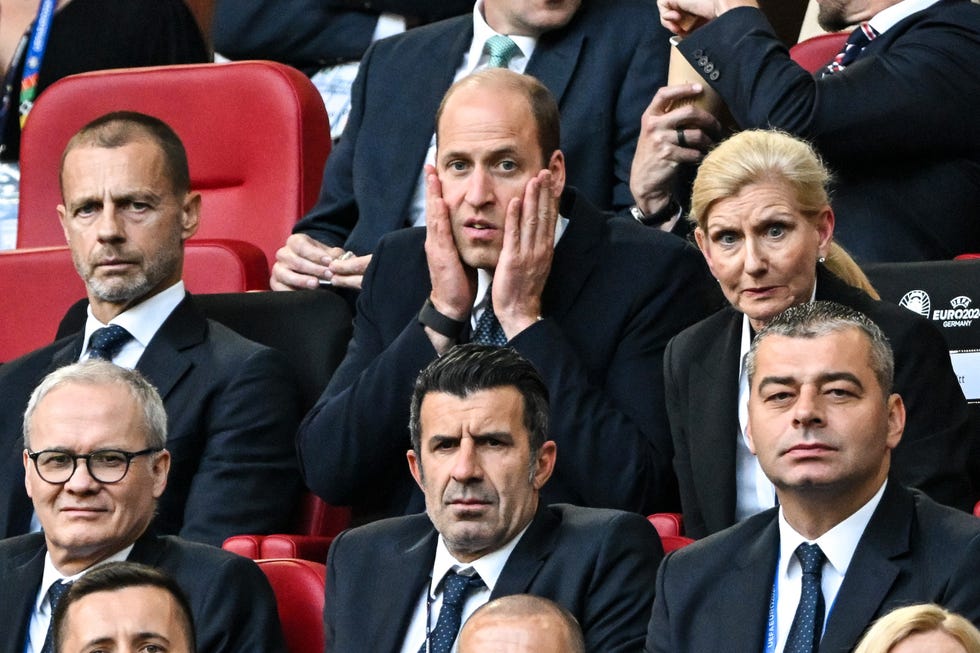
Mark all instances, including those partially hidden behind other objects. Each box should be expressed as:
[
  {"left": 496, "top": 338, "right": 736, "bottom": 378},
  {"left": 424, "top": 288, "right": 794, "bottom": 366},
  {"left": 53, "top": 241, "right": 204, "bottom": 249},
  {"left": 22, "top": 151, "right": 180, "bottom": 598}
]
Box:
[
  {"left": 884, "top": 394, "right": 905, "bottom": 450},
  {"left": 814, "top": 206, "right": 835, "bottom": 259},
  {"left": 745, "top": 423, "right": 758, "bottom": 456},
  {"left": 531, "top": 440, "right": 557, "bottom": 490},
  {"left": 407, "top": 449, "right": 425, "bottom": 492},
  {"left": 547, "top": 150, "right": 566, "bottom": 199},
  {"left": 180, "top": 192, "right": 201, "bottom": 241},
  {"left": 151, "top": 450, "right": 171, "bottom": 498},
  {"left": 23, "top": 449, "right": 33, "bottom": 499},
  {"left": 694, "top": 227, "right": 720, "bottom": 279},
  {"left": 57, "top": 205, "right": 70, "bottom": 244}
]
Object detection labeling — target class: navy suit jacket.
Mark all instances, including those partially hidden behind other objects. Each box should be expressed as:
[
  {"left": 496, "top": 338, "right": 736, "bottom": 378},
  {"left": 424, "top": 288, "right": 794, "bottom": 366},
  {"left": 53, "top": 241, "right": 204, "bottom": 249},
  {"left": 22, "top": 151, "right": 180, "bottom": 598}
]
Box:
[
  {"left": 212, "top": 0, "right": 472, "bottom": 70},
  {"left": 678, "top": 0, "right": 980, "bottom": 261},
  {"left": 326, "top": 504, "right": 663, "bottom": 653},
  {"left": 0, "top": 531, "right": 287, "bottom": 653},
  {"left": 666, "top": 266, "right": 976, "bottom": 539},
  {"left": 645, "top": 483, "right": 980, "bottom": 652},
  {"left": 297, "top": 188, "right": 722, "bottom": 520},
  {"left": 293, "top": 0, "right": 670, "bottom": 253},
  {"left": 0, "top": 294, "right": 302, "bottom": 546}
]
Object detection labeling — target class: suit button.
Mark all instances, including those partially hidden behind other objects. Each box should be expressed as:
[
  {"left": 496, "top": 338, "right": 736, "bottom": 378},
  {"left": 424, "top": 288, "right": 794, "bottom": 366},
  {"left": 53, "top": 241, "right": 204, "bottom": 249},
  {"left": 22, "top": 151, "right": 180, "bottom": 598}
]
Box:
[
  {"left": 709, "top": 71, "right": 720, "bottom": 81},
  {"left": 704, "top": 63, "right": 714, "bottom": 73},
  {"left": 698, "top": 56, "right": 709, "bottom": 66},
  {"left": 693, "top": 48, "right": 704, "bottom": 57}
]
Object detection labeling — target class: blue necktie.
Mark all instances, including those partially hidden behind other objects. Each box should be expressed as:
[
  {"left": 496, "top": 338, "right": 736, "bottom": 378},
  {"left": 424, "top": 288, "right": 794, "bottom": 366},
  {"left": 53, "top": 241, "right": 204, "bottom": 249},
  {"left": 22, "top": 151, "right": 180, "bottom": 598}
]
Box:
[
  {"left": 784, "top": 543, "right": 826, "bottom": 653},
  {"left": 418, "top": 571, "right": 485, "bottom": 653},
  {"left": 471, "top": 290, "right": 507, "bottom": 347},
  {"left": 484, "top": 35, "right": 520, "bottom": 68},
  {"left": 40, "top": 579, "right": 73, "bottom": 653},
  {"left": 87, "top": 324, "right": 132, "bottom": 361}
]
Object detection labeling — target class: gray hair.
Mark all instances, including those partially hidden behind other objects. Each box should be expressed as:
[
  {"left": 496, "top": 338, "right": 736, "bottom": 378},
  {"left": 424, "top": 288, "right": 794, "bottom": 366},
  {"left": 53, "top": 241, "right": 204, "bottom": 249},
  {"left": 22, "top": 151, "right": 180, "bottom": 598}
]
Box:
[
  {"left": 23, "top": 360, "right": 167, "bottom": 450},
  {"left": 746, "top": 301, "right": 895, "bottom": 396}
]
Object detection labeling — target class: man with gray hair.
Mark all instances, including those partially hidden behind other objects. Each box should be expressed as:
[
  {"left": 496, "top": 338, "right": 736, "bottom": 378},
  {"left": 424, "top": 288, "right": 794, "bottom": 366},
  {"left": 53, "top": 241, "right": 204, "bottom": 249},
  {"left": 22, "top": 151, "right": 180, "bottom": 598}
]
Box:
[
  {"left": 646, "top": 301, "right": 980, "bottom": 652},
  {"left": 0, "top": 360, "right": 287, "bottom": 653},
  {"left": 0, "top": 110, "right": 301, "bottom": 545}
]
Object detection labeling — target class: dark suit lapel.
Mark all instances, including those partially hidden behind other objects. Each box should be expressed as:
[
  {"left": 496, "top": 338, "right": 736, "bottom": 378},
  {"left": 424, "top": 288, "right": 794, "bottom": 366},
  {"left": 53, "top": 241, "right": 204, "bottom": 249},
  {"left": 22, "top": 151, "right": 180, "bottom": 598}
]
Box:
[
  {"left": 688, "top": 310, "right": 744, "bottom": 532},
  {"left": 525, "top": 16, "right": 584, "bottom": 107},
  {"left": 491, "top": 506, "right": 558, "bottom": 597},
  {"left": 820, "top": 484, "right": 910, "bottom": 652},
  {"left": 134, "top": 295, "right": 204, "bottom": 399},
  {"left": 0, "top": 536, "right": 46, "bottom": 653},
  {"left": 540, "top": 191, "right": 602, "bottom": 321},
  {"left": 371, "top": 525, "right": 437, "bottom": 652}
]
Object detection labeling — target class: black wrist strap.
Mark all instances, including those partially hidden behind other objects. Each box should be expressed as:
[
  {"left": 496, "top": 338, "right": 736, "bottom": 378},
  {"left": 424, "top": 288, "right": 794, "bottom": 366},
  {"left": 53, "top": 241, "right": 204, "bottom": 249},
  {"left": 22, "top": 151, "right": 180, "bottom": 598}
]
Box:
[
  {"left": 631, "top": 197, "right": 682, "bottom": 226},
  {"left": 418, "top": 297, "right": 467, "bottom": 339}
]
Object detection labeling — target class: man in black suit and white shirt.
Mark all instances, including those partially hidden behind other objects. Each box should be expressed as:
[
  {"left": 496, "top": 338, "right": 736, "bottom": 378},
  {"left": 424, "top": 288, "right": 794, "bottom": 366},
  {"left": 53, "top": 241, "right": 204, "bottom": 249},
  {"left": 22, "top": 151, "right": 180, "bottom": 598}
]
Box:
[
  {"left": 0, "top": 361, "right": 286, "bottom": 653},
  {"left": 0, "top": 111, "right": 301, "bottom": 545},
  {"left": 646, "top": 302, "right": 980, "bottom": 652},
  {"left": 325, "top": 344, "right": 663, "bottom": 653}
]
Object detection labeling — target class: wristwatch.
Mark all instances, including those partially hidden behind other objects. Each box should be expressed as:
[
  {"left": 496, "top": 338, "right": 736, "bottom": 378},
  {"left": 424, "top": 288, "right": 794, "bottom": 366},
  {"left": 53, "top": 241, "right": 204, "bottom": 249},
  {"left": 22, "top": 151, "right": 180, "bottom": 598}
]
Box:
[
  {"left": 630, "top": 197, "right": 682, "bottom": 227},
  {"left": 418, "top": 297, "right": 467, "bottom": 339}
]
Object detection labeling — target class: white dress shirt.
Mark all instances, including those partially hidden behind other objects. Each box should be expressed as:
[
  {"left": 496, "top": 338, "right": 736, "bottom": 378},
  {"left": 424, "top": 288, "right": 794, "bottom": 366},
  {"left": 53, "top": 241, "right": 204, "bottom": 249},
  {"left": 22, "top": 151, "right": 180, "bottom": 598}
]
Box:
[
  {"left": 399, "top": 523, "right": 531, "bottom": 653},
  {"left": 769, "top": 482, "right": 887, "bottom": 653},
  {"left": 80, "top": 280, "right": 185, "bottom": 369},
  {"left": 24, "top": 545, "right": 134, "bottom": 653}
]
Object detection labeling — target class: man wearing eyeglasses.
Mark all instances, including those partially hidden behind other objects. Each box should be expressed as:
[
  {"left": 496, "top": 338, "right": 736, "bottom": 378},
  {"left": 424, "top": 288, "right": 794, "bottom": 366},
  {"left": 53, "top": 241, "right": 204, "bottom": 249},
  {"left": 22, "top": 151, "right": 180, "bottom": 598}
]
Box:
[{"left": 0, "top": 360, "right": 287, "bottom": 653}]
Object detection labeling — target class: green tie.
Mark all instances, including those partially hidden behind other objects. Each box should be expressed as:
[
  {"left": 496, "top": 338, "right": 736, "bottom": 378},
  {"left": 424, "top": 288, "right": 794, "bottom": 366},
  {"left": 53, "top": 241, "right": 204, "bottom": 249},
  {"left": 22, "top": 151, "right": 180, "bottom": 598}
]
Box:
[{"left": 485, "top": 35, "right": 520, "bottom": 68}]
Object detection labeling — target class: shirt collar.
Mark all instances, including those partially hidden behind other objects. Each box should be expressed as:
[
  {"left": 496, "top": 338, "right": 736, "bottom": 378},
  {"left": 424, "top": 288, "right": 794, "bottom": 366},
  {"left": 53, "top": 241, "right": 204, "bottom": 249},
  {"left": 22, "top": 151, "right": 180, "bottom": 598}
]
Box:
[
  {"left": 869, "top": 0, "right": 942, "bottom": 35},
  {"left": 429, "top": 520, "right": 533, "bottom": 598},
  {"left": 82, "top": 280, "right": 185, "bottom": 352},
  {"left": 468, "top": 0, "right": 537, "bottom": 74},
  {"left": 777, "top": 480, "right": 887, "bottom": 579},
  {"left": 36, "top": 543, "right": 135, "bottom": 612}
]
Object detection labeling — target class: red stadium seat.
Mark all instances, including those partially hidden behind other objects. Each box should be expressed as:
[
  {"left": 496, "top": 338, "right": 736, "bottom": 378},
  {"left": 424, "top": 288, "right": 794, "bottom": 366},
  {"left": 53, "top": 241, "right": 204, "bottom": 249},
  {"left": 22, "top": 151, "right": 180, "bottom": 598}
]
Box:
[
  {"left": 647, "top": 512, "right": 685, "bottom": 538},
  {"left": 0, "top": 240, "right": 268, "bottom": 361},
  {"left": 17, "top": 60, "right": 330, "bottom": 271},
  {"left": 256, "top": 559, "right": 326, "bottom": 653},
  {"left": 789, "top": 32, "right": 849, "bottom": 73}
]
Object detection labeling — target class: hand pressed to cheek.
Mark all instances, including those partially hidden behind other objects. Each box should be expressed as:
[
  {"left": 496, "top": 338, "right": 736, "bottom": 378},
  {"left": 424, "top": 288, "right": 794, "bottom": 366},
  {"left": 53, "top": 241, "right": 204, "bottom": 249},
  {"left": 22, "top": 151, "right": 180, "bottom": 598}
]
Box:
[
  {"left": 492, "top": 169, "right": 558, "bottom": 338},
  {"left": 424, "top": 165, "right": 477, "bottom": 321}
]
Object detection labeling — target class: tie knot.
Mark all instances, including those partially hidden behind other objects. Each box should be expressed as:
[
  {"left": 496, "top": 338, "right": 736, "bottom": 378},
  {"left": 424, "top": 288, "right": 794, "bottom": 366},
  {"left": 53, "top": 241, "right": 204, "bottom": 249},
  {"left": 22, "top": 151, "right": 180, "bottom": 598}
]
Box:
[
  {"left": 440, "top": 570, "right": 484, "bottom": 607},
  {"left": 87, "top": 324, "right": 132, "bottom": 361},
  {"left": 795, "top": 543, "right": 825, "bottom": 575},
  {"left": 847, "top": 21, "right": 877, "bottom": 47},
  {"left": 47, "top": 579, "right": 72, "bottom": 609},
  {"left": 485, "top": 35, "right": 520, "bottom": 68}
]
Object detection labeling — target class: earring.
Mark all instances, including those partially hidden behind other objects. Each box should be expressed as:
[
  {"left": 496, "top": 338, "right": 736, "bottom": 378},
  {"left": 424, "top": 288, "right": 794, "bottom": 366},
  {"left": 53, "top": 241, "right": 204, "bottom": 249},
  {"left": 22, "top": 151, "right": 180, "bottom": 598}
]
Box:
[{"left": 818, "top": 256, "right": 826, "bottom": 263}]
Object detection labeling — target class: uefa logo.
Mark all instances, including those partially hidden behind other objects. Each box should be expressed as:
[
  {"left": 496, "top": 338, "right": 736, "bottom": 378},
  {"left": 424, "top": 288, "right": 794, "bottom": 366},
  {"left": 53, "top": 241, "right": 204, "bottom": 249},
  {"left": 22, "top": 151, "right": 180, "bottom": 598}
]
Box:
[{"left": 898, "top": 290, "right": 931, "bottom": 318}]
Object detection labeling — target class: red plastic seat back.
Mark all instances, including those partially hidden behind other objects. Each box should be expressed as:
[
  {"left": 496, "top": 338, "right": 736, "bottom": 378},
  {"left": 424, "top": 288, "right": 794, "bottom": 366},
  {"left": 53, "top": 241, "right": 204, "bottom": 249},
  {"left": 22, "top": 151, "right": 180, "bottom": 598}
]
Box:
[
  {"left": 18, "top": 60, "right": 330, "bottom": 270},
  {"left": 0, "top": 241, "right": 268, "bottom": 361},
  {"left": 256, "top": 558, "right": 326, "bottom": 653},
  {"left": 789, "top": 32, "right": 849, "bottom": 73}
]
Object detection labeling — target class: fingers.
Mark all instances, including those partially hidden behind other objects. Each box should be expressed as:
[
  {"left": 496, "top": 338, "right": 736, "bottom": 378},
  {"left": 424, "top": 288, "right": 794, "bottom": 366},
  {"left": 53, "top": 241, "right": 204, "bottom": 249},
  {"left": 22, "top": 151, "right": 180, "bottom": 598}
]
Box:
[{"left": 271, "top": 234, "right": 345, "bottom": 290}]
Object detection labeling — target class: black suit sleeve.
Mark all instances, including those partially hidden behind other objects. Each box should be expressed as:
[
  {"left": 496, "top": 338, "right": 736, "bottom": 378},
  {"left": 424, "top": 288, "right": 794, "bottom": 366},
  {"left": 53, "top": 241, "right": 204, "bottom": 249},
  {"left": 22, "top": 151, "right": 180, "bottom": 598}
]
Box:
[
  {"left": 177, "top": 346, "right": 303, "bottom": 545},
  {"left": 680, "top": 5, "right": 979, "bottom": 164},
  {"left": 662, "top": 335, "right": 706, "bottom": 536}
]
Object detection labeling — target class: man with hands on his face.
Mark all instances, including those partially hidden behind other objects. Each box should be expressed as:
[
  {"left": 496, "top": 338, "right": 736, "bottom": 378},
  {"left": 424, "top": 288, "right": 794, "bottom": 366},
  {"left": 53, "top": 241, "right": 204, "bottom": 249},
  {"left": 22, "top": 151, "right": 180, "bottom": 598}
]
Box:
[{"left": 297, "top": 68, "right": 720, "bottom": 522}]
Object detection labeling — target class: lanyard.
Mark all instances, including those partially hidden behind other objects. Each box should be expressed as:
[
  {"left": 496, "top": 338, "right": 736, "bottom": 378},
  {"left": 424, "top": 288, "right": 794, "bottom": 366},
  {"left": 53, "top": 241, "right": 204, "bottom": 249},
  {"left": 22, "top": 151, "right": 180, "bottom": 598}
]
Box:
[{"left": 18, "top": 0, "right": 58, "bottom": 127}]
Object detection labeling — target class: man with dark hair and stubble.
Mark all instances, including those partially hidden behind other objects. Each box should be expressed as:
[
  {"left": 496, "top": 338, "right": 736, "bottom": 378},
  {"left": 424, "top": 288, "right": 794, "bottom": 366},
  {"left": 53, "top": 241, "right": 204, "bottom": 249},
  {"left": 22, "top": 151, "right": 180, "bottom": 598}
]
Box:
[{"left": 324, "top": 344, "right": 662, "bottom": 652}]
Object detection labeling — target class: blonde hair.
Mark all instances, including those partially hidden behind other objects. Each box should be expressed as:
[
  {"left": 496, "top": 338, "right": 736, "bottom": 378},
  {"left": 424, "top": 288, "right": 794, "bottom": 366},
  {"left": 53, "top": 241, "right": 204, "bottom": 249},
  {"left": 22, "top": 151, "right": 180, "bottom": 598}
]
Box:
[
  {"left": 690, "top": 129, "right": 878, "bottom": 298},
  {"left": 854, "top": 604, "right": 980, "bottom": 653}
]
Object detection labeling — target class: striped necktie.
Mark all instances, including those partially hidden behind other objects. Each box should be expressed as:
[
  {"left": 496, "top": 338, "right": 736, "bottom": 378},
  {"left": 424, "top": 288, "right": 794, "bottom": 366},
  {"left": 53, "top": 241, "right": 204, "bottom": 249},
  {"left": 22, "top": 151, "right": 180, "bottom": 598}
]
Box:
[{"left": 821, "top": 22, "right": 878, "bottom": 77}]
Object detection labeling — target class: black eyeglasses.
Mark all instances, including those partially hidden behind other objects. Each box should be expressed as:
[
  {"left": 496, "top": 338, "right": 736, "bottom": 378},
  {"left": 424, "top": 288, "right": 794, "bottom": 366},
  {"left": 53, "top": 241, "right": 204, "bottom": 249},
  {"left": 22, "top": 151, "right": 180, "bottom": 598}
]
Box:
[{"left": 26, "top": 448, "right": 161, "bottom": 484}]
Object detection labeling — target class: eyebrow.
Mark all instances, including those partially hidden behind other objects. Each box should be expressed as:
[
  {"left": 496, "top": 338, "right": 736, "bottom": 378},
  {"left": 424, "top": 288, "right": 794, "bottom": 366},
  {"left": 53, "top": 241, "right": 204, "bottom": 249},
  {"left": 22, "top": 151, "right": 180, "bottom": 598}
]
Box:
[
  {"left": 439, "top": 145, "right": 522, "bottom": 163},
  {"left": 757, "top": 371, "right": 865, "bottom": 391}
]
